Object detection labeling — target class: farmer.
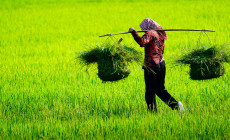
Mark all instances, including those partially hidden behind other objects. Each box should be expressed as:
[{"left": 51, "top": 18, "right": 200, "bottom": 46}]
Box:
[{"left": 129, "top": 18, "right": 184, "bottom": 113}]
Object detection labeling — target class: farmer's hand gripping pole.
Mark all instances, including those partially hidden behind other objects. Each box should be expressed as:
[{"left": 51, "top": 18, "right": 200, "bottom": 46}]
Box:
[{"left": 99, "top": 29, "right": 215, "bottom": 37}]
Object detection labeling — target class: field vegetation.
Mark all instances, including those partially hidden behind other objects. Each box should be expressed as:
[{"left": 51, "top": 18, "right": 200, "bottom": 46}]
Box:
[{"left": 0, "top": 0, "right": 229, "bottom": 139}]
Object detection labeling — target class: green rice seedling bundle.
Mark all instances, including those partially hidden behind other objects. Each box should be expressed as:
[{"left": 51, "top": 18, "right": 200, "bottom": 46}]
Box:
[
  {"left": 78, "top": 40, "right": 142, "bottom": 81},
  {"left": 177, "top": 44, "right": 230, "bottom": 80}
]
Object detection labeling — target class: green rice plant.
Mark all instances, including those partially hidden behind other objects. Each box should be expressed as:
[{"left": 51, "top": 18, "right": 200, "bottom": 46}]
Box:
[
  {"left": 1, "top": 0, "right": 230, "bottom": 139},
  {"left": 177, "top": 44, "right": 230, "bottom": 80},
  {"left": 78, "top": 39, "right": 142, "bottom": 81}
]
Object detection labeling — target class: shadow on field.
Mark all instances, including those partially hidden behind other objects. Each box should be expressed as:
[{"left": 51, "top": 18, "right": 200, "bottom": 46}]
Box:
[{"left": 83, "top": 103, "right": 143, "bottom": 119}]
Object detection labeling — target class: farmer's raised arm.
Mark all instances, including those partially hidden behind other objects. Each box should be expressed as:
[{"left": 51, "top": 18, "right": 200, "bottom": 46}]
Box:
[{"left": 131, "top": 30, "right": 151, "bottom": 47}]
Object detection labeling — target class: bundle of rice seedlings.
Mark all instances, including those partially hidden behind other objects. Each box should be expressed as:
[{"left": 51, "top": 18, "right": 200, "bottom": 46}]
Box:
[
  {"left": 78, "top": 40, "right": 142, "bottom": 81},
  {"left": 177, "top": 44, "right": 230, "bottom": 80}
]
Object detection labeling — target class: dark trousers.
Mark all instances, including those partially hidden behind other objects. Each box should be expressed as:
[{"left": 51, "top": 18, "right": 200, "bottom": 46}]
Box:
[{"left": 144, "top": 60, "right": 178, "bottom": 112}]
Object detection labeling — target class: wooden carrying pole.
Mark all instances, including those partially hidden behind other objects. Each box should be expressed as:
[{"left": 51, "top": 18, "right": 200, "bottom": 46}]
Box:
[{"left": 99, "top": 29, "right": 215, "bottom": 37}]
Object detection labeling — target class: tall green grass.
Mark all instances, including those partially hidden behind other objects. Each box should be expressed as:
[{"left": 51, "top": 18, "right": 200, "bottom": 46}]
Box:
[{"left": 0, "top": 0, "right": 229, "bottom": 139}]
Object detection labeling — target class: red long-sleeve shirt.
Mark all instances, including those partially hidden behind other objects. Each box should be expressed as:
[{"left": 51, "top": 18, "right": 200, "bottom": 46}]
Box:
[{"left": 131, "top": 30, "right": 165, "bottom": 67}]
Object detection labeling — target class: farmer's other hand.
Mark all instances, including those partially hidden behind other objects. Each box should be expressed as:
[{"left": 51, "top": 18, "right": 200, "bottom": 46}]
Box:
[{"left": 129, "top": 27, "right": 135, "bottom": 32}]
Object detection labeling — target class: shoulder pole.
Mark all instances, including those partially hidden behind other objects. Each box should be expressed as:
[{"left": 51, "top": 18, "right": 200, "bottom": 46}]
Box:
[{"left": 99, "top": 29, "right": 215, "bottom": 37}]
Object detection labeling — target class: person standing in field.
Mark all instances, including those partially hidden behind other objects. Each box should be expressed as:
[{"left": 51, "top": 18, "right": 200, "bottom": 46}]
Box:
[{"left": 129, "top": 18, "right": 184, "bottom": 113}]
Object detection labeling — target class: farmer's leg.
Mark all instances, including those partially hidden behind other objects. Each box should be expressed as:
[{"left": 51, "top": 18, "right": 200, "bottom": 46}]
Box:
[
  {"left": 153, "top": 61, "right": 178, "bottom": 110},
  {"left": 144, "top": 70, "right": 157, "bottom": 112},
  {"left": 153, "top": 94, "right": 157, "bottom": 112}
]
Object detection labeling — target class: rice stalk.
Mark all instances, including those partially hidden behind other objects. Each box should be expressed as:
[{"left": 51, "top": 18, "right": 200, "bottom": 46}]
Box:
[
  {"left": 77, "top": 40, "right": 142, "bottom": 81},
  {"left": 177, "top": 43, "right": 229, "bottom": 80}
]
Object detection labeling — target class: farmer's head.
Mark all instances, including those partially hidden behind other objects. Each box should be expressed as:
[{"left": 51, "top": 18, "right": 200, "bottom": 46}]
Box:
[
  {"left": 140, "top": 18, "right": 168, "bottom": 40},
  {"left": 140, "top": 18, "right": 160, "bottom": 30}
]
